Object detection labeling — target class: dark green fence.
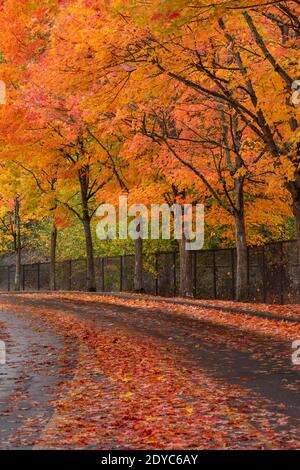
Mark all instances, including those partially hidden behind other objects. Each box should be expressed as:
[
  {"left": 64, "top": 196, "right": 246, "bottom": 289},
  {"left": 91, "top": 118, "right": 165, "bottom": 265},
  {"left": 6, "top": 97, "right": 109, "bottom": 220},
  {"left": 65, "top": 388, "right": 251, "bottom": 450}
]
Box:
[{"left": 0, "top": 240, "right": 299, "bottom": 304}]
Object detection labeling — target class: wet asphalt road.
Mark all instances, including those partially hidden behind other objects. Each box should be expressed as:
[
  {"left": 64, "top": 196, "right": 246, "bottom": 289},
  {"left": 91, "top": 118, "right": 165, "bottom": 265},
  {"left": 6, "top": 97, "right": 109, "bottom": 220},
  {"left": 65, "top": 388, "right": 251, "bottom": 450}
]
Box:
[
  {"left": 0, "top": 294, "right": 299, "bottom": 449},
  {"left": 0, "top": 303, "right": 77, "bottom": 449}
]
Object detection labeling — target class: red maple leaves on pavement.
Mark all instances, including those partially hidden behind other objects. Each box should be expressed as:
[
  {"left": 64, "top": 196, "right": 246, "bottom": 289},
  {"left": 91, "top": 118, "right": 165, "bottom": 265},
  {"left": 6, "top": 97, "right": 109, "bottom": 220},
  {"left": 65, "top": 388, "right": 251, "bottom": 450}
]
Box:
[{"left": 1, "top": 293, "right": 299, "bottom": 450}]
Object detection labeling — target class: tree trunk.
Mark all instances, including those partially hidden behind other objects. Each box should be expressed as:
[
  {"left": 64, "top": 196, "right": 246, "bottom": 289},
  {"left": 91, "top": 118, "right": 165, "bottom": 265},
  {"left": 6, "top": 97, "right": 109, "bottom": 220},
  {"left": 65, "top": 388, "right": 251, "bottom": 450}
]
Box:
[
  {"left": 287, "top": 171, "right": 300, "bottom": 300},
  {"left": 134, "top": 237, "right": 144, "bottom": 292},
  {"left": 234, "top": 211, "right": 248, "bottom": 301},
  {"left": 294, "top": 206, "right": 300, "bottom": 303},
  {"left": 232, "top": 174, "right": 249, "bottom": 301},
  {"left": 286, "top": 171, "right": 300, "bottom": 265},
  {"left": 50, "top": 222, "right": 57, "bottom": 291},
  {"left": 78, "top": 169, "right": 96, "bottom": 292},
  {"left": 179, "top": 237, "right": 194, "bottom": 297},
  {"left": 296, "top": 214, "right": 300, "bottom": 266},
  {"left": 82, "top": 211, "right": 96, "bottom": 292},
  {"left": 14, "top": 196, "right": 21, "bottom": 291}
]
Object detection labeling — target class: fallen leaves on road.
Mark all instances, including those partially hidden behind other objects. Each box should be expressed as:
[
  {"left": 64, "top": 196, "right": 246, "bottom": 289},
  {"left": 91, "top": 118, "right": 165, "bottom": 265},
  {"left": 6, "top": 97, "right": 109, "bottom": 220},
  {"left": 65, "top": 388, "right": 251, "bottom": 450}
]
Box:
[
  {"left": 53, "top": 292, "right": 300, "bottom": 341},
  {"left": 0, "top": 294, "right": 299, "bottom": 450}
]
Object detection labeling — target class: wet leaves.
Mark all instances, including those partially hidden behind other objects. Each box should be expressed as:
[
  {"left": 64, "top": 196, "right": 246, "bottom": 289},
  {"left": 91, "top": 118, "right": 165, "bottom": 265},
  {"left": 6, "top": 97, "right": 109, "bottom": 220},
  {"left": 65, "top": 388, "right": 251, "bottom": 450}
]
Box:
[{"left": 0, "top": 293, "right": 299, "bottom": 450}]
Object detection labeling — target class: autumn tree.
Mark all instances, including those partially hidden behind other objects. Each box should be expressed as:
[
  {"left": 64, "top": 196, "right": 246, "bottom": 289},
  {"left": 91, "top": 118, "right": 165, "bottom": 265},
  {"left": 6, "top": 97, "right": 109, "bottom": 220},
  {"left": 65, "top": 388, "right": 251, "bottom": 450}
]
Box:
[
  {"left": 112, "top": 0, "right": 299, "bottom": 254},
  {"left": 0, "top": 162, "right": 44, "bottom": 290},
  {"left": 0, "top": 0, "right": 298, "bottom": 300},
  {"left": 136, "top": 94, "right": 276, "bottom": 299},
  {"left": 14, "top": 151, "right": 62, "bottom": 290}
]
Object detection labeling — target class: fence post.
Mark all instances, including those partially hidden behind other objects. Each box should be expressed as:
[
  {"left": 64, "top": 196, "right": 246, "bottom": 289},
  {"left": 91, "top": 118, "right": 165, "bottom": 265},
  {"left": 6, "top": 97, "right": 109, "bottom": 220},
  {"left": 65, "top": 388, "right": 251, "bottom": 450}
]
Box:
[
  {"left": 155, "top": 253, "right": 159, "bottom": 296},
  {"left": 212, "top": 250, "right": 217, "bottom": 299},
  {"left": 173, "top": 252, "right": 177, "bottom": 296},
  {"left": 247, "top": 247, "right": 250, "bottom": 289},
  {"left": 280, "top": 242, "right": 284, "bottom": 305},
  {"left": 37, "top": 263, "right": 40, "bottom": 291},
  {"left": 7, "top": 266, "right": 10, "bottom": 292},
  {"left": 22, "top": 265, "right": 25, "bottom": 291},
  {"left": 231, "top": 249, "right": 235, "bottom": 300},
  {"left": 262, "top": 246, "right": 267, "bottom": 303},
  {"left": 193, "top": 251, "right": 197, "bottom": 298},
  {"left": 68, "top": 260, "right": 72, "bottom": 290},
  {"left": 120, "top": 256, "right": 124, "bottom": 292},
  {"left": 101, "top": 258, "right": 105, "bottom": 291}
]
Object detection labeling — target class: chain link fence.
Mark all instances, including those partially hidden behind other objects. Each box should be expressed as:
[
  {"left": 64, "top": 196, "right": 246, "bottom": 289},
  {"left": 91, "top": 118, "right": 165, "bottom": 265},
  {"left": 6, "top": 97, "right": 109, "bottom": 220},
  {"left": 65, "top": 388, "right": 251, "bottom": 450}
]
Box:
[{"left": 0, "top": 240, "right": 299, "bottom": 304}]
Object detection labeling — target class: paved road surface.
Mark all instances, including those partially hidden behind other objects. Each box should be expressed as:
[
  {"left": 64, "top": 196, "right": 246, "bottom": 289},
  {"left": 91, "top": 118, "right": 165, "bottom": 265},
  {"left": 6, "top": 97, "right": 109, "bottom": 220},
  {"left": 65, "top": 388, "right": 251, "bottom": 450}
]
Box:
[{"left": 0, "top": 294, "right": 299, "bottom": 449}]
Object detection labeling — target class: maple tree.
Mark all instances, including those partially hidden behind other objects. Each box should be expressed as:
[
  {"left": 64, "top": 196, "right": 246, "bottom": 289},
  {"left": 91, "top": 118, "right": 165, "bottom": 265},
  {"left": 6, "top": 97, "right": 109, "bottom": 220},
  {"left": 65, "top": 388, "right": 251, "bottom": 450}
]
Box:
[
  {"left": 94, "top": 0, "right": 299, "bottom": 299},
  {"left": 1, "top": 0, "right": 300, "bottom": 454},
  {"left": 113, "top": 70, "right": 290, "bottom": 298},
  {"left": 117, "top": 1, "right": 298, "bottom": 213},
  {"left": 0, "top": 0, "right": 298, "bottom": 299},
  {"left": 15, "top": 2, "right": 126, "bottom": 290},
  {"left": 0, "top": 0, "right": 63, "bottom": 285},
  {"left": 0, "top": 162, "right": 45, "bottom": 289},
  {"left": 14, "top": 151, "right": 62, "bottom": 290}
]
